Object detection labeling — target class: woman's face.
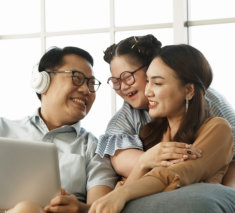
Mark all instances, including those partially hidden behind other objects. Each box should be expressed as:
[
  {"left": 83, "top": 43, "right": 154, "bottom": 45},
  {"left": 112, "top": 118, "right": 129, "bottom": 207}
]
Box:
[
  {"left": 145, "top": 57, "right": 189, "bottom": 120},
  {"left": 109, "top": 55, "right": 149, "bottom": 109}
]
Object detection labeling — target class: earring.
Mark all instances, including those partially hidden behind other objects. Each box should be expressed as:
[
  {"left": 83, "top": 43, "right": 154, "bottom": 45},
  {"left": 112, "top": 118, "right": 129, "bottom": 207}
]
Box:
[{"left": 185, "top": 97, "right": 189, "bottom": 113}]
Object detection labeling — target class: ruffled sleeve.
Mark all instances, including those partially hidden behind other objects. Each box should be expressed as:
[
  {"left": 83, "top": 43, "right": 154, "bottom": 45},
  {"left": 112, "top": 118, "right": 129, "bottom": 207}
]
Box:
[
  {"left": 96, "top": 134, "right": 143, "bottom": 157},
  {"left": 95, "top": 102, "right": 151, "bottom": 157}
]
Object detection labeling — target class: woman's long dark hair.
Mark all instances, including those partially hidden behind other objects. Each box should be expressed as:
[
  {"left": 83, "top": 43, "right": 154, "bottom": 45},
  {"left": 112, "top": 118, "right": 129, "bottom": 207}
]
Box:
[{"left": 140, "top": 44, "right": 213, "bottom": 150}]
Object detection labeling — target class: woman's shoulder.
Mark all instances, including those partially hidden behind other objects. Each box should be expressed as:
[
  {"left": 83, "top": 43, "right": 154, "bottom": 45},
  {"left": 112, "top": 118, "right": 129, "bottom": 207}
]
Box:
[
  {"left": 199, "top": 117, "right": 232, "bottom": 133},
  {"left": 204, "top": 116, "right": 230, "bottom": 125}
]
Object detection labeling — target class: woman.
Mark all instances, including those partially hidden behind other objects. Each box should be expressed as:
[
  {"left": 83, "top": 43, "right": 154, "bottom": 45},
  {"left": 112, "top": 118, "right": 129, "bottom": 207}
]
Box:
[{"left": 90, "top": 44, "right": 234, "bottom": 213}]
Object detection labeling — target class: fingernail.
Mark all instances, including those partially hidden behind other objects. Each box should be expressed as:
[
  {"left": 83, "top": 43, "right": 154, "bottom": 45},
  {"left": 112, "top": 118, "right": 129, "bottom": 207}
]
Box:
[
  {"left": 183, "top": 155, "right": 188, "bottom": 158},
  {"left": 61, "top": 188, "right": 66, "bottom": 195},
  {"left": 185, "top": 144, "right": 191, "bottom": 148},
  {"left": 187, "top": 150, "right": 192, "bottom": 155}
]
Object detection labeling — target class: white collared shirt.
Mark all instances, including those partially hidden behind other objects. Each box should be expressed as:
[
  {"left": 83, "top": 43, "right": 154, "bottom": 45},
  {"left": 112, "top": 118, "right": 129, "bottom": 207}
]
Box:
[{"left": 0, "top": 109, "right": 118, "bottom": 202}]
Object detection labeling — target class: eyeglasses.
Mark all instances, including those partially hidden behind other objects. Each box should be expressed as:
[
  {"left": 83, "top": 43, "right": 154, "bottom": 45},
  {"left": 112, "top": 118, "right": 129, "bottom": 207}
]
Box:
[
  {"left": 107, "top": 65, "right": 146, "bottom": 90},
  {"left": 48, "top": 70, "right": 101, "bottom": 93}
]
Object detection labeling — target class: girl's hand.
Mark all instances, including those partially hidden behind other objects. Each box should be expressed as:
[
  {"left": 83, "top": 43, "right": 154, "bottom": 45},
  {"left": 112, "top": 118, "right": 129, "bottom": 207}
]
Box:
[
  {"left": 139, "top": 142, "right": 201, "bottom": 170},
  {"left": 88, "top": 188, "right": 126, "bottom": 213}
]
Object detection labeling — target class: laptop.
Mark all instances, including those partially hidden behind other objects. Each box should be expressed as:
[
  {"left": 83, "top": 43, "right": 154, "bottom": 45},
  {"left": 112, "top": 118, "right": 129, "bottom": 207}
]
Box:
[{"left": 0, "top": 137, "right": 61, "bottom": 210}]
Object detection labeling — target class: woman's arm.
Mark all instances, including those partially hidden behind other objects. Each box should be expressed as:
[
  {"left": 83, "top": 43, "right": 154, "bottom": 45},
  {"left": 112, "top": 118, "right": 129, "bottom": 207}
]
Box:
[
  {"left": 89, "top": 117, "right": 233, "bottom": 213},
  {"left": 145, "top": 117, "right": 233, "bottom": 189},
  {"left": 124, "top": 142, "right": 201, "bottom": 183},
  {"left": 88, "top": 176, "right": 165, "bottom": 213},
  {"left": 111, "top": 143, "right": 201, "bottom": 178},
  {"left": 86, "top": 185, "right": 113, "bottom": 205},
  {"left": 223, "top": 160, "right": 235, "bottom": 188}
]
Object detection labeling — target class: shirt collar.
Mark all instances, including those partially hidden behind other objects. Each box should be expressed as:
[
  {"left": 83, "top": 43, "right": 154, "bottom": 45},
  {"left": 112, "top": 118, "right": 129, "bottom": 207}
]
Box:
[
  {"left": 30, "top": 108, "right": 81, "bottom": 136},
  {"left": 29, "top": 108, "right": 42, "bottom": 123}
]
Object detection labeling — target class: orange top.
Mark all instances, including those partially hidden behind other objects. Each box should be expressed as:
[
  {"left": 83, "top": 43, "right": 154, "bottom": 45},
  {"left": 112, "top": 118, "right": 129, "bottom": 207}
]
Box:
[{"left": 144, "top": 117, "right": 234, "bottom": 191}]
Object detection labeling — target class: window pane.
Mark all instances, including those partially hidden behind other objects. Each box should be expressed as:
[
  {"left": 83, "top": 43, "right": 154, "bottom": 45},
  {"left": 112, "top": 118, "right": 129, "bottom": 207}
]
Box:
[
  {"left": 188, "top": 0, "right": 235, "bottom": 20},
  {"left": 0, "top": 39, "right": 41, "bottom": 119},
  {"left": 115, "top": 0, "right": 173, "bottom": 26},
  {"left": 189, "top": 23, "right": 235, "bottom": 108},
  {"left": 47, "top": 33, "right": 111, "bottom": 137},
  {"left": 0, "top": 0, "right": 40, "bottom": 34},
  {"left": 115, "top": 28, "right": 174, "bottom": 110},
  {"left": 46, "top": 0, "right": 109, "bottom": 32}
]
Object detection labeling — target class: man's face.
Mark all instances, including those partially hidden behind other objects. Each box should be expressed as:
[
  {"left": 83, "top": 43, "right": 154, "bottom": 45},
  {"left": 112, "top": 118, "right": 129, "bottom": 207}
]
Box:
[{"left": 41, "top": 54, "right": 95, "bottom": 126}]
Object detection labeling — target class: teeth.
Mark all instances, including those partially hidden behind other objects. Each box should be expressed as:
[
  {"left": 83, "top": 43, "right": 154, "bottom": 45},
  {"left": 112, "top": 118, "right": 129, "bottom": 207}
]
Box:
[
  {"left": 127, "top": 92, "right": 136, "bottom": 97},
  {"left": 149, "top": 101, "right": 157, "bottom": 106},
  {"left": 72, "top": 98, "right": 85, "bottom": 105}
]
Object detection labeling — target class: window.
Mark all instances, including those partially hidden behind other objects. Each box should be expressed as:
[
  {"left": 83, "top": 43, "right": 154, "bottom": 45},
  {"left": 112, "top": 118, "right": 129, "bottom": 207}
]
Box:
[
  {"left": 188, "top": 0, "right": 235, "bottom": 108},
  {"left": 0, "top": 38, "right": 41, "bottom": 118},
  {"left": 0, "top": 0, "right": 234, "bottom": 136}
]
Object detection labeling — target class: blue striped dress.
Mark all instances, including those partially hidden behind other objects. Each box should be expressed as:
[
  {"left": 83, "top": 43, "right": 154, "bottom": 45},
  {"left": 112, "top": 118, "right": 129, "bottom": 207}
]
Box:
[{"left": 96, "top": 88, "right": 235, "bottom": 159}]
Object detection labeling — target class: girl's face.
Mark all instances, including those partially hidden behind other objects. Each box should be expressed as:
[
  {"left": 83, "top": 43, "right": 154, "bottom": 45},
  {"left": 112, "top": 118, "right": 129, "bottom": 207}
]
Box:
[
  {"left": 110, "top": 55, "right": 148, "bottom": 109},
  {"left": 145, "top": 57, "right": 192, "bottom": 120}
]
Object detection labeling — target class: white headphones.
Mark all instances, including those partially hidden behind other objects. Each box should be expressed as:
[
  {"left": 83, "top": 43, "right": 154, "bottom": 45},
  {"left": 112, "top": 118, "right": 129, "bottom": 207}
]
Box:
[{"left": 31, "top": 65, "right": 50, "bottom": 94}]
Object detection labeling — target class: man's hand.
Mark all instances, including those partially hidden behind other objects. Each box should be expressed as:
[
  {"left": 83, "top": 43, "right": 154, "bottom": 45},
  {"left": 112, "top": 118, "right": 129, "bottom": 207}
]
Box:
[{"left": 44, "top": 189, "right": 81, "bottom": 213}]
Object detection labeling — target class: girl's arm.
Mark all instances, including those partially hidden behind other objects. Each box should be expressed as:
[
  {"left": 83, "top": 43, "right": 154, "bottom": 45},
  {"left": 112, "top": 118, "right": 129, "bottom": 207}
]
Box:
[
  {"left": 111, "top": 149, "right": 144, "bottom": 177},
  {"left": 111, "top": 142, "right": 201, "bottom": 179}
]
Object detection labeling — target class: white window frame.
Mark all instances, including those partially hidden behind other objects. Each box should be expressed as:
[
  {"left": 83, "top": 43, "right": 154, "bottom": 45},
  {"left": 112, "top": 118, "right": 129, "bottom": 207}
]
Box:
[{"left": 1, "top": 0, "right": 235, "bottom": 117}]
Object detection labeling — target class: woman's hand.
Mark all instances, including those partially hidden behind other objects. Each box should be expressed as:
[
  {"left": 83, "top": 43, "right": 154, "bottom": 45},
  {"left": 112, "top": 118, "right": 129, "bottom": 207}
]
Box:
[
  {"left": 44, "top": 189, "right": 81, "bottom": 213},
  {"left": 88, "top": 188, "right": 126, "bottom": 213},
  {"left": 139, "top": 142, "right": 201, "bottom": 170}
]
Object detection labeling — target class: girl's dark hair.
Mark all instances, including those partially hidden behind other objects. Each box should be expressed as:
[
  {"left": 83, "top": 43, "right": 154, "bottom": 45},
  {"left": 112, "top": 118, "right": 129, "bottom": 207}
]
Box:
[
  {"left": 103, "top": 34, "right": 162, "bottom": 67},
  {"left": 140, "top": 44, "right": 213, "bottom": 150},
  {"left": 36, "top": 46, "right": 93, "bottom": 100}
]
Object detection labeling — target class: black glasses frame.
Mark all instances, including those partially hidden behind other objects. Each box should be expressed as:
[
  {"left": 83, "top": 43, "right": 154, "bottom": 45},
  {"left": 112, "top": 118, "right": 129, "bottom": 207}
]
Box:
[
  {"left": 107, "top": 65, "right": 146, "bottom": 90},
  {"left": 48, "top": 70, "right": 101, "bottom": 93}
]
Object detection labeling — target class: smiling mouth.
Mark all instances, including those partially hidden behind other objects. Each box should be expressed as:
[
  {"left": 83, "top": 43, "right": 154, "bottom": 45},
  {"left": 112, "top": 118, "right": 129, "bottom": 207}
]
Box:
[
  {"left": 72, "top": 98, "right": 86, "bottom": 106},
  {"left": 148, "top": 101, "right": 158, "bottom": 109},
  {"left": 126, "top": 91, "right": 137, "bottom": 97},
  {"left": 149, "top": 101, "right": 157, "bottom": 106}
]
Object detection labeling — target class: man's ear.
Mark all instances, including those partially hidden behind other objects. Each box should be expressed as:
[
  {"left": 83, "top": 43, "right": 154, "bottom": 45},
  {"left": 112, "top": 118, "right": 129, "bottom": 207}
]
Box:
[{"left": 185, "top": 83, "right": 194, "bottom": 100}]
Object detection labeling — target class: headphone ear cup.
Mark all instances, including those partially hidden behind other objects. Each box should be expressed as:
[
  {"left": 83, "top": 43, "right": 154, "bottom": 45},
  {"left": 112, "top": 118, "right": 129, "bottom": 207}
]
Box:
[{"left": 31, "top": 69, "right": 50, "bottom": 94}]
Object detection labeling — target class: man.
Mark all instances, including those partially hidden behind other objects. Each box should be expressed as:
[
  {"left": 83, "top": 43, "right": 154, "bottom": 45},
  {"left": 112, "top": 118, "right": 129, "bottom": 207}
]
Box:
[{"left": 1, "top": 46, "right": 118, "bottom": 213}]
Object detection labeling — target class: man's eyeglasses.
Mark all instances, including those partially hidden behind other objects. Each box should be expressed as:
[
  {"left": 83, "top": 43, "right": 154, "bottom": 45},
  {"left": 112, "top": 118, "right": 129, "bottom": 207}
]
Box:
[
  {"left": 48, "top": 70, "right": 101, "bottom": 93},
  {"left": 107, "top": 65, "right": 146, "bottom": 90}
]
